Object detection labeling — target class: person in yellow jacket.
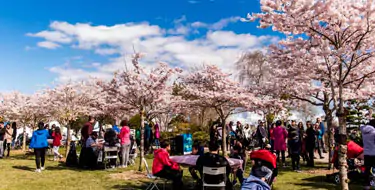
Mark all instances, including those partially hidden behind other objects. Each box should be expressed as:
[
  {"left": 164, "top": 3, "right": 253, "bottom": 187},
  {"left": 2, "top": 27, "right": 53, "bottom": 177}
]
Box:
[{"left": 4, "top": 123, "right": 13, "bottom": 157}]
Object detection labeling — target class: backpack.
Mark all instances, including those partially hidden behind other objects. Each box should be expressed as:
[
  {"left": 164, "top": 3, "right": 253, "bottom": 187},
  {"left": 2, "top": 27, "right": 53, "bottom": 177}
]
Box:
[{"left": 66, "top": 141, "right": 78, "bottom": 167}]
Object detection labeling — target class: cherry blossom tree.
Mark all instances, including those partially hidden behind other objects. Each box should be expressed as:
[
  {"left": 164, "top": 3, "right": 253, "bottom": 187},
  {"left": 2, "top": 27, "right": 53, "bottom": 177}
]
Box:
[
  {"left": 98, "top": 53, "right": 180, "bottom": 171},
  {"left": 0, "top": 92, "right": 50, "bottom": 151},
  {"left": 46, "top": 82, "right": 95, "bottom": 156},
  {"left": 236, "top": 51, "right": 286, "bottom": 129},
  {"left": 247, "top": 1, "right": 375, "bottom": 188},
  {"left": 177, "top": 65, "right": 261, "bottom": 155}
]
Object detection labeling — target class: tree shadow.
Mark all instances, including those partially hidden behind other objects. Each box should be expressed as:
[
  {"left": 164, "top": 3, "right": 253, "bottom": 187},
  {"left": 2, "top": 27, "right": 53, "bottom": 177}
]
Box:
[
  {"left": 287, "top": 175, "right": 363, "bottom": 190},
  {"left": 9, "top": 153, "right": 34, "bottom": 160},
  {"left": 12, "top": 166, "right": 34, "bottom": 172}
]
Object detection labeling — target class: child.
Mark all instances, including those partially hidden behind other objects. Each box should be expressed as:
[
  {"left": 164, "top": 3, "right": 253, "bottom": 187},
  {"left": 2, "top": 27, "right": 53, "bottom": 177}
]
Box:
[
  {"left": 230, "top": 144, "right": 244, "bottom": 185},
  {"left": 251, "top": 159, "right": 273, "bottom": 182},
  {"left": 52, "top": 127, "right": 63, "bottom": 161}
]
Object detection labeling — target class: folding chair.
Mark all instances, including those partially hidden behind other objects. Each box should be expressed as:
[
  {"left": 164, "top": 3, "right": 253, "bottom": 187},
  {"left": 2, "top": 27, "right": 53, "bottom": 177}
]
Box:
[
  {"left": 202, "top": 166, "right": 227, "bottom": 190},
  {"left": 103, "top": 146, "right": 118, "bottom": 169},
  {"left": 143, "top": 158, "right": 168, "bottom": 190}
]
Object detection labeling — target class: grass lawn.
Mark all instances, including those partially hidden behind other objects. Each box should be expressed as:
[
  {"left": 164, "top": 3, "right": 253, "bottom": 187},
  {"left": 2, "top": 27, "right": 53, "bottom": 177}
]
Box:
[{"left": 0, "top": 150, "right": 364, "bottom": 190}]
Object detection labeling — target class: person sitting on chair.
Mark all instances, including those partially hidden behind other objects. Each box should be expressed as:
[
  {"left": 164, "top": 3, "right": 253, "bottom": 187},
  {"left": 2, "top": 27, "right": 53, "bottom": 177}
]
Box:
[
  {"left": 189, "top": 142, "right": 205, "bottom": 187},
  {"left": 152, "top": 140, "right": 183, "bottom": 189},
  {"left": 104, "top": 128, "right": 120, "bottom": 168},
  {"left": 196, "top": 141, "right": 232, "bottom": 190}
]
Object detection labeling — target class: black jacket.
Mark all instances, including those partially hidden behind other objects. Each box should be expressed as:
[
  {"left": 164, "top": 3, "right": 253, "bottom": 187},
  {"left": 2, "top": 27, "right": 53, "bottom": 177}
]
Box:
[
  {"left": 305, "top": 127, "right": 316, "bottom": 150},
  {"left": 196, "top": 152, "right": 231, "bottom": 184},
  {"left": 0, "top": 128, "right": 5, "bottom": 141}
]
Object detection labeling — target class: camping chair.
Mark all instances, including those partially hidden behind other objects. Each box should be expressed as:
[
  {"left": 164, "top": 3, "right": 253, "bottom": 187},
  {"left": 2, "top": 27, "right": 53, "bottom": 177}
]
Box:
[
  {"left": 103, "top": 146, "right": 118, "bottom": 169},
  {"left": 143, "top": 158, "right": 168, "bottom": 190},
  {"left": 202, "top": 166, "right": 227, "bottom": 190}
]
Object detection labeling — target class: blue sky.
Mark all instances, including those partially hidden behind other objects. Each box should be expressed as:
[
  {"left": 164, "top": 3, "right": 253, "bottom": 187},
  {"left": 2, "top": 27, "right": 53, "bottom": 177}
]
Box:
[{"left": 0, "top": 0, "right": 279, "bottom": 94}]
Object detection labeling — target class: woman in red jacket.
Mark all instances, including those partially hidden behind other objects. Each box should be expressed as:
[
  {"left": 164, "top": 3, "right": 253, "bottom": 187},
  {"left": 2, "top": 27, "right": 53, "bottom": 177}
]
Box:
[
  {"left": 52, "top": 127, "right": 63, "bottom": 161},
  {"left": 152, "top": 140, "right": 183, "bottom": 189}
]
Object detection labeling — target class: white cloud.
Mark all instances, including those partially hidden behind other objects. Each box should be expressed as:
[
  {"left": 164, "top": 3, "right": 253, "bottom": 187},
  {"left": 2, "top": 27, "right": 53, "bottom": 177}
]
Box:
[
  {"left": 191, "top": 16, "right": 241, "bottom": 30},
  {"left": 95, "top": 48, "right": 119, "bottom": 55},
  {"left": 167, "top": 26, "right": 190, "bottom": 35},
  {"left": 206, "top": 31, "right": 277, "bottom": 48},
  {"left": 27, "top": 30, "right": 72, "bottom": 43},
  {"left": 27, "top": 18, "right": 277, "bottom": 83},
  {"left": 37, "top": 41, "right": 61, "bottom": 49}
]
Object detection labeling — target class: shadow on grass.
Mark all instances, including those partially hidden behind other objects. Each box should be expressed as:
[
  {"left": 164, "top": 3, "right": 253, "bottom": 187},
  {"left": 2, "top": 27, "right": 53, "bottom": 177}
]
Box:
[
  {"left": 111, "top": 183, "right": 149, "bottom": 190},
  {"left": 285, "top": 175, "right": 363, "bottom": 190},
  {"left": 12, "top": 165, "right": 34, "bottom": 171},
  {"left": 9, "top": 153, "right": 34, "bottom": 160}
]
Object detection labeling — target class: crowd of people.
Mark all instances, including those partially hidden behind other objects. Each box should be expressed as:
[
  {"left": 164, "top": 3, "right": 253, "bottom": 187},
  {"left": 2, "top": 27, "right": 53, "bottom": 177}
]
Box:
[
  {"left": 2, "top": 113, "right": 374, "bottom": 189},
  {"left": 78, "top": 117, "right": 141, "bottom": 169},
  {"left": 209, "top": 118, "right": 328, "bottom": 171}
]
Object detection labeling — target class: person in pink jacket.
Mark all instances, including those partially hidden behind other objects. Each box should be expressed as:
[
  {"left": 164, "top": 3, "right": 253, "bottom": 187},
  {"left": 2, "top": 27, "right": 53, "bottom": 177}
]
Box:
[
  {"left": 273, "top": 120, "right": 288, "bottom": 166},
  {"left": 118, "top": 120, "right": 131, "bottom": 168},
  {"left": 154, "top": 123, "right": 160, "bottom": 148}
]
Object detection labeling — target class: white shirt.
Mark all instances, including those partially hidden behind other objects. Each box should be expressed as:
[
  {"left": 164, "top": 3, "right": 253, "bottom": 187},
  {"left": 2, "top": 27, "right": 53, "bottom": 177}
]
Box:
[{"left": 217, "top": 126, "right": 223, "bottom": 140}]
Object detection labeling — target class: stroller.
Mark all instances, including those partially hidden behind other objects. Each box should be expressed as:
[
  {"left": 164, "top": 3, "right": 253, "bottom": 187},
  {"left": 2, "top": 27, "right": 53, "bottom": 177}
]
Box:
[
  {"left": 15, "top": 134, "right": 30, "bottom": 150},
  {"left": 242, "top": 149, "right": 277, "bottom": 190},
  {"left": 128, "top": 141, "right": 138, "bottom": 165},
  {"left": 328, "top": 140, "right": 375, "bottom": 186}
]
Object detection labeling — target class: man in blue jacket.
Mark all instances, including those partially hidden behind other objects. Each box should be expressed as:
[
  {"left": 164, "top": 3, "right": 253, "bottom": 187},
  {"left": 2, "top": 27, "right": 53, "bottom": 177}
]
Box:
[{"left": 317, "top": 117, "right": 327, "bottom": 153}]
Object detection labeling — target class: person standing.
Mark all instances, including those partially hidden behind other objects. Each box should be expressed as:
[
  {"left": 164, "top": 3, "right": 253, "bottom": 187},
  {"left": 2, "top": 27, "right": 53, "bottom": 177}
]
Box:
[
  {"left": 314, "top": 123, "right": 324, "bottom": 159},
  {"left": 11, "top": 122, "right": 17, "bottom": 149},
  {"left": 269, "top": 123, "right": 276, "bottom": 152},
  {"left": 288, "top": 121, "right": 301, "bottom": 172},
  {"left": 4, "top": 123, "right": 13, "bottom": 157},
  {"left": 0, "top": 122, "right": 5, "bottom": 158},
  {"left": 119, "top": 120, "right": 131, "bottom": 168},
  {"left": 29, "top": 122, "right": 49, "bottom": 173},
  {"left": 273, "top": 120, "right": 288, "bottom": 167},
  {"left": 52, "top": 127, "right": 63, "bottom": 161},
  {"left": 243, "top": 124, "right": 253, "bottom": 149},
  {"left": 79, "top": 116, "right": 95, "bottom": 167},
  {"left": 317, "top": 117, "right": 327, "bottom": 153},
  {"left": 81, "top": 116, "right": 95, "bottom": 144},
  {"left": 256, "top": 121, "right": 267, "bottom": 149},
  {"left": 305, "top": 121, "right": 316, "bottom": 167},
  {"left": 135, "top": 128, "right": 141, "bottom": 149},
  {"left": 361, "top": 119, "right": 375, "bottom": 189},
  {"left": 144, "top": 122, "right": 151, "bottom": 153},
  {"left": 298, "top": 122, "right": 307, "bottom": 163},
  {"left": 154, "top": 122, "right": 160, "bottom": 149}
]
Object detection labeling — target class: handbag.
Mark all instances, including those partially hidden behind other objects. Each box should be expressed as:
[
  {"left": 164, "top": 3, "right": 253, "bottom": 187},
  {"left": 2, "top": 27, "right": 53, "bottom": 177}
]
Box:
[{"left": 97, "top": 150, "right": 103, "bottom": 162}]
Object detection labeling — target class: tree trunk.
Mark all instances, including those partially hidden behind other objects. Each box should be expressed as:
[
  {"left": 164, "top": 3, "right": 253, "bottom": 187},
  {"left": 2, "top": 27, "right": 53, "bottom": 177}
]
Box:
[
  {"left": 99, "top": 119, "right": 103, "bottom": 138},
  {"left": 22, "top": 126, "right": 27, "bottom": 151},
  {"left": 338, "top": 115, "right": 349, "bottom": 189},
  {"left": 138, "top": 107, "right": 145, "bottom": 171},
  {"left": 221, "top": 117, "right": 227, "bottom": 156},
  {"left": 324, "top": 110, "right": 334, "bottom": 169},
  {"left": 65, "top": 122, "right": 71, "bottom": 157}
]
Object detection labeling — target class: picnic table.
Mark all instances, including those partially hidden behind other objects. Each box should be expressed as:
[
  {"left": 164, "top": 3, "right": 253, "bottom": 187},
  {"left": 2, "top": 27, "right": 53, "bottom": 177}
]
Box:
[{"left": 170, "top": 155, "right": 243, "bottom": 169}]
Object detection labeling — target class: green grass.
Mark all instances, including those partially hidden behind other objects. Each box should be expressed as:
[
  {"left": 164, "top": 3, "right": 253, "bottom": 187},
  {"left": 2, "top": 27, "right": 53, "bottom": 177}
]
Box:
[{"left": 0, "top": 150, "right": 364, "bottom": 190}]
